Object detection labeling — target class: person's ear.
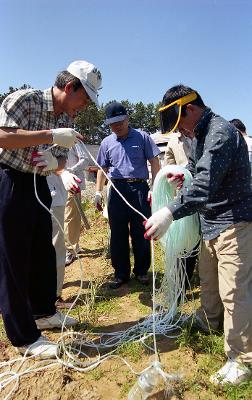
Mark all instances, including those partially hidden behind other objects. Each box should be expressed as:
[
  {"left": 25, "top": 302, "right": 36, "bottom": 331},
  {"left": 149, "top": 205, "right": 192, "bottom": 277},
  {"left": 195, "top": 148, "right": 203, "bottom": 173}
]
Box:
[
  {"left": 185, "top": 103, "right": 196, "bottom": 116},
  {"left": 64, "top": 81, "right": 74, "bottom": 94}
]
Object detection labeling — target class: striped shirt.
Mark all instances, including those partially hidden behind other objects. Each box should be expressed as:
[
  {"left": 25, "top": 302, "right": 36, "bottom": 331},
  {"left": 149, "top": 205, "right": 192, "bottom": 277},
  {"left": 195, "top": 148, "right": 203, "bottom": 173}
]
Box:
[{"left": 0, "top": 88, "right": 72, "bottom": 175}]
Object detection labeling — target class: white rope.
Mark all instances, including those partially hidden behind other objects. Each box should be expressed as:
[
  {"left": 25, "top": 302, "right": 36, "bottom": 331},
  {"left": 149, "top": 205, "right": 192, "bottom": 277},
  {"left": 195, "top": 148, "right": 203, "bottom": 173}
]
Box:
[{"left": 0, "top": 144, "right": 200, "bottom": 399}]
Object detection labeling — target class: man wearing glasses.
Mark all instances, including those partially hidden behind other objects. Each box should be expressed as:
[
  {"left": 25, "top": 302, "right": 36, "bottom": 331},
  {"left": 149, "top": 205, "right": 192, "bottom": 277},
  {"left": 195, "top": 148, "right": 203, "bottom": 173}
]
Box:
[{"left": 145, "top": 85, "right": 252, "bottom": 385}]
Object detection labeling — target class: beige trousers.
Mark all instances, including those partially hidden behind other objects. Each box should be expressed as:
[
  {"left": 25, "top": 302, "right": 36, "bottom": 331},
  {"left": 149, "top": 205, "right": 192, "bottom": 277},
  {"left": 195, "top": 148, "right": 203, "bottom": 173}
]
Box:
[
  {"left": 199, "top": 222, "right": 252, "bottom": 363},
  {"left": 51, "top": 205, "right": 66, "bottom": 297},
  {"left": 64, "top": 191, "right": 81, "bottom": 254}
]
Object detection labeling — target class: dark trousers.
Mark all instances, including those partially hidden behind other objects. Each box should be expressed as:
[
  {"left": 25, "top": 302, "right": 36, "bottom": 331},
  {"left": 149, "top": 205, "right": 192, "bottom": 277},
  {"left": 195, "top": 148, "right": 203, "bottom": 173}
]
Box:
[
  {"left": 184, "top": 253, "right": 198, "bottom": 291},
  {"left": 0, "top": 165, "right": 57, "bottom": 347},
  {"left": 108, "top": 181, "right": 151, "bottom": 281}
]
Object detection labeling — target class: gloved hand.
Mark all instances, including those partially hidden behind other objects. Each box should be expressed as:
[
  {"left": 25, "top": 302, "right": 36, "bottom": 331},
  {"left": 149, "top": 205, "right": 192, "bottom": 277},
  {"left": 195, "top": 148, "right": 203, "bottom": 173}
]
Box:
[
  {"left": 144, "top": 206, "right": 173, "bottom": 240},
  {"left": 61, "top": 170, "right": 81, "bottom": 192},
  {"left": 32, "top": 150, "right": 58, "bottom": 172},
  {"left": 95, "top": 191, "right": 103, "bottom": 211},
  {"left": 167, "top": 173, "right": 185, "bottom": 192},
  {"left": 51, "top": 128, "right": 81, "bottom": 148}
]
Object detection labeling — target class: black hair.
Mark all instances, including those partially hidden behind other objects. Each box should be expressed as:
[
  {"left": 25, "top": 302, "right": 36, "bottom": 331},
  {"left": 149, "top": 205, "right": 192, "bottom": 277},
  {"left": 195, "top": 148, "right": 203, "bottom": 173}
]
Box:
[
  {"left": 162, "top": 84, "right": 205, "bottom": 116},
  {"left": 229, "top": 119, "right": 246, "bottom": 133},
  {"left": 54, "top": 70, "right": 83, "bottom": 91}
]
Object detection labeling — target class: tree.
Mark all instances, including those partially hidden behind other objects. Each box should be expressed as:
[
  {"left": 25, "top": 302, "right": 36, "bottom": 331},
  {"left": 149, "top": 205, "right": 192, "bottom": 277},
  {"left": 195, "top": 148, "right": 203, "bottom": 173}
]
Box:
[
  {"left": 74, "top": 99, "right": 162, "bottom": 143},
  {"left": 74, "top": 103, "right": 107, "bottom": 144}
]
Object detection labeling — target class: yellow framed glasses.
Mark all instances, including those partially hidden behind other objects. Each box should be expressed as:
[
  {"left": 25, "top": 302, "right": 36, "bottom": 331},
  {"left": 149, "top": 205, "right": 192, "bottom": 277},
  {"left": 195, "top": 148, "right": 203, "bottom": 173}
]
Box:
[{"left": 159, "top": 92, "right": 197, "bottom": 135}]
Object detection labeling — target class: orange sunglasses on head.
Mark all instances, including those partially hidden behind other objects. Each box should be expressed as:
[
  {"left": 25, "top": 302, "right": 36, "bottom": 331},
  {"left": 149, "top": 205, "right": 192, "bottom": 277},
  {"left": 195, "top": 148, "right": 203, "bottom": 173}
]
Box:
[{"left": 159, "top": 92, "right": 197, "bottom": 135}]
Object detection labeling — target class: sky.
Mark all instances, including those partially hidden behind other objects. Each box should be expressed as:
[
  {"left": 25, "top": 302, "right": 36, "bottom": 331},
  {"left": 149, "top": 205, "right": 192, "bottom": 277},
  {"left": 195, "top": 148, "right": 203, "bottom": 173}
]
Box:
[{"left": 1, "top": 0, "right": 252, "bottom": 132}]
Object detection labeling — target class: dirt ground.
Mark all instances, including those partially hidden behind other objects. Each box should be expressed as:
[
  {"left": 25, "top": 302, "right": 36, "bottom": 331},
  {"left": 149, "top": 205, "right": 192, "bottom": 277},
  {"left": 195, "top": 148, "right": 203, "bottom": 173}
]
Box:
[{"left": 0, "top": 206, "right": 251, "bottom": 400}]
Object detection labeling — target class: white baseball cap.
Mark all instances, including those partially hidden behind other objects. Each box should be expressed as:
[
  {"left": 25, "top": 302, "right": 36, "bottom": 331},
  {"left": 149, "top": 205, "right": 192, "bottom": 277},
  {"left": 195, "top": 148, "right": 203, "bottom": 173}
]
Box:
[{"left": 67, "top": 60, "right": 102, "bottom": 106}]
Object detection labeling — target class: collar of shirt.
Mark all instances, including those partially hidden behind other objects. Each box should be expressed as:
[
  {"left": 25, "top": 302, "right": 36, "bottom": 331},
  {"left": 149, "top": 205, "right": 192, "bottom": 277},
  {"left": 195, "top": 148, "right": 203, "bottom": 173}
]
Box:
[
  {"left": 42, "top": 88, "right": 55, "bottom": 112},
  {"left": 113, "top": 127, "right": 134, "bottom": 142},
  {"left": 42, "top": 87, "right": 72, "bottom": 125},
  {"left": 194, "top": 107, "right": 214, "bottom": 138}
]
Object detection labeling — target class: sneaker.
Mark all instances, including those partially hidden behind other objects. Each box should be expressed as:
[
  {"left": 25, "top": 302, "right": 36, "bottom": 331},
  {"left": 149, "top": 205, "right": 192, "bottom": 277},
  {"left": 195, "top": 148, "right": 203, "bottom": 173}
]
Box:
[
  {"left": 135, "top": 275, "right": 149, "bottom": 285},
  {"left": 35, "top": 311, "right": 78, "bottom": 330},
  {"left": 109, "top": 278, "right": 128, "bottom": 289},
  {"left": 210, "top": 359, "right": 252, "bottom": 385},
  {"left": 16, "top": 335, "right": 58, "bottom": 359},
  {"left": 65, "top": 252, "right": 76, "bottom": 266}
]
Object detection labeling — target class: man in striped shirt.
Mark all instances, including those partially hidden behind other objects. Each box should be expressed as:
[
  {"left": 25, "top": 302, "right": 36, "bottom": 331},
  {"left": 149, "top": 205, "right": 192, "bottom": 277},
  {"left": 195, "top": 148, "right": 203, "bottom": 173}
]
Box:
[{"left": 0, "top": 60, "right": 102, "bottom": 358}]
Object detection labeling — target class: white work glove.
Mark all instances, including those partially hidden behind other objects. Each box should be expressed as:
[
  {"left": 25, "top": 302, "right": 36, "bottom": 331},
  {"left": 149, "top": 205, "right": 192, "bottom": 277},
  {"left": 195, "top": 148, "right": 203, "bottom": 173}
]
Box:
[
  {"left": 32, "top": 150, "right": 58, "bottom": 172},
  {"left": 144, "top": 207, "right": 173, "bottom": 240},
  {"left": 95, "top": 191, "right": 103, "bottom": 211},
  {"left": 51, "top": 128, "right": 81, "bottom": 148},
  {"left": 61, "top": 170, "right": 81, "bottom": 192}
]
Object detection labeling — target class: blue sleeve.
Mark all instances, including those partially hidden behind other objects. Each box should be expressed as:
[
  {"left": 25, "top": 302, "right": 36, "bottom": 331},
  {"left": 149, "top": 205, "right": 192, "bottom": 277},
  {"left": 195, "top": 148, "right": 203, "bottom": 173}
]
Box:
[
  {"left": 169, "top": 131, "right": 236, "bottom": 219},
  {"left": 96, "top": 141, "right": 110, "bottom": 168},
  {"left": 143, "top": 134, "right": 161, "bottom": 160}
]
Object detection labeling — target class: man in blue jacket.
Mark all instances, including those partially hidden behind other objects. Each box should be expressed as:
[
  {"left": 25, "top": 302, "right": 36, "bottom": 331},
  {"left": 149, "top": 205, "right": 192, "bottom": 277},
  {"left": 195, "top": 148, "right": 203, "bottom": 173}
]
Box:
[{"left": 145, "top": 85, "right": 252, "bottom": 385}]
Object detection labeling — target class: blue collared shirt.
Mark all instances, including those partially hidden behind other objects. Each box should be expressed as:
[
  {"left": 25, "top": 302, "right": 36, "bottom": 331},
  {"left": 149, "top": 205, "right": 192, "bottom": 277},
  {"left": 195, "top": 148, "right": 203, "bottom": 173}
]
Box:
[
  {"left": 168, "top": 108, "right": 252, "bottom": 240},
  {"left": 97, "top": 127, "right": 160, "bottom": 179}
]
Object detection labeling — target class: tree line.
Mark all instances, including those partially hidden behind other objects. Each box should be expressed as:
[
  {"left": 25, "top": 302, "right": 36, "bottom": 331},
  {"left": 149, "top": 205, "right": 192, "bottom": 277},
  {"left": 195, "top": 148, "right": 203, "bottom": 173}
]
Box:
[{"left": 0, "top": 86, "right": 162, "bottom": 144}]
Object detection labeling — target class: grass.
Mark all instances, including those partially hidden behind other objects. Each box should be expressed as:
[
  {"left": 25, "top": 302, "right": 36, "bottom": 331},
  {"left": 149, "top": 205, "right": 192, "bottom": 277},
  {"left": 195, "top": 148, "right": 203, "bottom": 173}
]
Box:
[
  {"left": 120, "top": 378, "right": 134, "bottom": 399},
  {"left": 116, "top": 340, "right": 151, "bottom": 363},
  {"left": 177, "top": 324, "right": 225, "bottom": 356},
  {"left": 1, "top": 209, "right": 252, "bottom": 399},
  {"left": 94, "top": 297, "right": 121, "bottom": 315},
  {"left": 0, "top": 317, "right": 7, "bottom": 342}
]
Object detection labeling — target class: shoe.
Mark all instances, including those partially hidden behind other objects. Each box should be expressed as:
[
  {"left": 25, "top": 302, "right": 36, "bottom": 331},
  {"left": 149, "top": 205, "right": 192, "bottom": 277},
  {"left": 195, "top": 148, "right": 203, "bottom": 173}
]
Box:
[
  {"left": 35, "top": 311, "right": 78, "bottom": 330},
  {"left": 65, "top": 252, "right": 76, "bottom": 266},
  {"left": 16, "top": 335, "right": 58, "bottom": 359},
  {"left": 109, "top": 278, "right": 128, "bottom": 289},
  {"left": 56, "top": 297, "right": 73, "bottom": 310},
  {"left": 135, "top": 275, "right": 149, "bottom": 285},
  {"left": 210, "top": 359, "right": 252, "bottom": 385}
]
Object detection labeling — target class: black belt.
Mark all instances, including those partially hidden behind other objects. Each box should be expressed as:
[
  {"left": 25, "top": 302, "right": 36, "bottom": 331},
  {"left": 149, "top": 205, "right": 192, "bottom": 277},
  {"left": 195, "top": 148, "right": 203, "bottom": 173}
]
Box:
[{"left": 111, "top": 178, "right": 146, "bottom": 183}]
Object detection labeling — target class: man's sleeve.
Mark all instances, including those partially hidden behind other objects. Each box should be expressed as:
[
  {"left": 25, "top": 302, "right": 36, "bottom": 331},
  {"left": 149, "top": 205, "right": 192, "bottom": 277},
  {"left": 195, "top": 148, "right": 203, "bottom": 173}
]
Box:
[
  {"left": 0, "top": 92, "right": 31, "bottom": 129},
  {"left": 68, "top": 143, "right": 87, "bottom": 172},
  {"left": 164, "top": 142, "right": 176, "bottom": 166},
  {"left": 144, "top": 134, "right": 161, "bottom": 160},
  {"left": 96, "top": 141, "right": 110, "bottom": 168},
  {"left": 168, "top": 131, "right": 236, "bottom": 220}
]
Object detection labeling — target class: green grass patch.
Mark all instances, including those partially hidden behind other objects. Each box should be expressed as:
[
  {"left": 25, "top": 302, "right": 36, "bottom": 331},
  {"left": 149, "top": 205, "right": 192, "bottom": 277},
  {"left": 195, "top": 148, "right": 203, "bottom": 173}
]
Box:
[
  {"left": 116, "top": 340, "right": 150, "bottom": 362},
  {"left": 222, "top": 380, "right": 252, "bottom": 400},
  {"left": 177, "top": 324, "right": 225, "bottom": 356},
  {"left": 94, "top": 298, "right": 121, "bottom": 315},
  {"left": 120, "top": 378, "right": 134, "bottom": 399}
]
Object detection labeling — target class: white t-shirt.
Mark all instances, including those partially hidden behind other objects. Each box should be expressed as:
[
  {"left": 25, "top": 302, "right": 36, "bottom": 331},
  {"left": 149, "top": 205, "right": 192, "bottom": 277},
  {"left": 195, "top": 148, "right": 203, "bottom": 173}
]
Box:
[
  {"left": 66, "top": 142, "right": 89, "bottom": 190},
  {"left": 47, "top": 173, "right": 67, "bottom": 207}
]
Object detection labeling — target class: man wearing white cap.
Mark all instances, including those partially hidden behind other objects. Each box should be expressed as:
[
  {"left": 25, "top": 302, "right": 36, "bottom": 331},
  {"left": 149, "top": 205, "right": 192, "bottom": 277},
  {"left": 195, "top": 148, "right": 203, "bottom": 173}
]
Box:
[{"left": 0, "top": 60, "right": 102, "bottom": 358}]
